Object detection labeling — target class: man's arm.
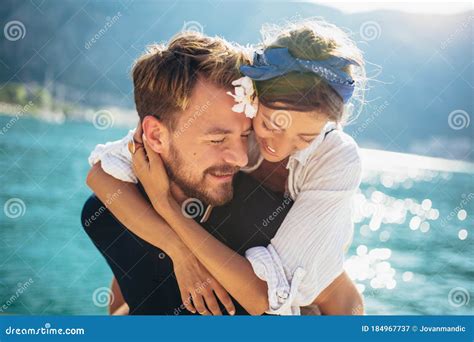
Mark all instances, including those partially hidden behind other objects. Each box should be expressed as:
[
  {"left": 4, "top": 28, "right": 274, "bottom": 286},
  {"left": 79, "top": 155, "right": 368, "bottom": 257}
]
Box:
[{"left": 109, "top": 277, "right": 129, "bottom": 315}]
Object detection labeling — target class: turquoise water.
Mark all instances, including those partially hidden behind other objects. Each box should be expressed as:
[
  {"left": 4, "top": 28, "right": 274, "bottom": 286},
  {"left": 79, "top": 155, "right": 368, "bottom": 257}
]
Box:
[{"left": 0, "top": 116, "right": 472, "bottom": 315}]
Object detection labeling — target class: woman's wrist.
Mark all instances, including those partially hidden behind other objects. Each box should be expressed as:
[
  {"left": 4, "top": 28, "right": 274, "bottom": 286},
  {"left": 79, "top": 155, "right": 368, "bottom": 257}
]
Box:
[
  {"left": 166, "top": 239, "right": 192, "bottom": 262},
  {"left": 149, "top": 190, "right": 174, "bottom": 214},
  {"left": 156, "top": 195, "right": 181, "bottom": 221}
]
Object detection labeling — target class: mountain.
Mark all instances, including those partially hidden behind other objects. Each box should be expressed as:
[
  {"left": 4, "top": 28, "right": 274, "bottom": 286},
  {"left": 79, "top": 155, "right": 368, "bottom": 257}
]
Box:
[{"left": 1, "top": 0, "right": 472, "bottom": 160}]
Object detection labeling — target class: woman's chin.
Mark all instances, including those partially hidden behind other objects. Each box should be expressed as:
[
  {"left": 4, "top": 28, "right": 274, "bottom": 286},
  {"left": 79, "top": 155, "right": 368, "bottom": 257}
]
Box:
[{"left": 259, "top": 146, "right": 285, "bottom": 163}]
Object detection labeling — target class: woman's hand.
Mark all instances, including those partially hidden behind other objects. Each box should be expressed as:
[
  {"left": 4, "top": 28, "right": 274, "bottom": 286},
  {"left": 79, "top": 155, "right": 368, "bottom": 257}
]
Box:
[
  {"left": 128, "top": 124, "right": 235, "bottom": 316},
  {"left": 172, "top": 251, "right": 236, "bottom": 316},
  {"left": 132, "top": 122, "right": 143, "bottom": 145},
  {"left": 129, "top": 130, "right": 173, "bottom": 211}
]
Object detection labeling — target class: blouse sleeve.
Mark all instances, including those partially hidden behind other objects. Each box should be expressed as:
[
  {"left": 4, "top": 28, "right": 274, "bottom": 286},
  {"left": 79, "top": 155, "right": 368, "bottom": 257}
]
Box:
[
  {"left": 88, "top": 129, "right": 138, "bottom": 183},
  {"left": 245, "top": 138, "right": 362, "bottom": 315}
]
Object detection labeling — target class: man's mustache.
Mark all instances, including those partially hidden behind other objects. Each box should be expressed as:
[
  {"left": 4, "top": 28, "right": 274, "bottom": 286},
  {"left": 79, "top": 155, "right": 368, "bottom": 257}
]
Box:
[{"left": 205, "top": 165, "right": 240, "bottom": 176}]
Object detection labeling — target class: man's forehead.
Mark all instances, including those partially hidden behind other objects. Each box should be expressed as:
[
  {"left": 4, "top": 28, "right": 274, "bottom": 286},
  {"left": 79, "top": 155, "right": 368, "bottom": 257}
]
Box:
[
  {"left": 177, "top": 82, "right": 250, "bottom": 133},
  {"left": 185, "top": 105, "right": 249, "bottom": 133}
]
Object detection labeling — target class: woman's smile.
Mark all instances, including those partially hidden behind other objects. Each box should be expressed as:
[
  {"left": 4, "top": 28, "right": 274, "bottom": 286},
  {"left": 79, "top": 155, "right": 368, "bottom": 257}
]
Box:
[{"left": 259, "top": 137, "right": 279, "bottom": 157}]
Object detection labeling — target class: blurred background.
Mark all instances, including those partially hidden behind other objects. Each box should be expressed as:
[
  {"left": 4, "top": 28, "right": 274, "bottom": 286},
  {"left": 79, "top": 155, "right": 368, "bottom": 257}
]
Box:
[{"left": 0, "top": 0, "right": 472, "bottom": 315}]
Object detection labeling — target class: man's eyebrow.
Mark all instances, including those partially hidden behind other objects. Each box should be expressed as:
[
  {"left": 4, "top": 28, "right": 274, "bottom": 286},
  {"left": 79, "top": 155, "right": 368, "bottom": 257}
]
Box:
[
  {"left": 203, "top": 128, "right": 233, "bottom": 135},
  {"left": 204, "top": 126, "right": 253, "bottom": 135}
]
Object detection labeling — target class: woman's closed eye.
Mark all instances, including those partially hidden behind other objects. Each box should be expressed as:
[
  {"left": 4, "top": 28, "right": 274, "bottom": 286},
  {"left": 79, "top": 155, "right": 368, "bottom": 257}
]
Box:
[
  {"left": 262, "top": 120, "right": 281, "bottom": 133},
  {"left": 299, "top": 136, "right": 314, "bottom": 144}
]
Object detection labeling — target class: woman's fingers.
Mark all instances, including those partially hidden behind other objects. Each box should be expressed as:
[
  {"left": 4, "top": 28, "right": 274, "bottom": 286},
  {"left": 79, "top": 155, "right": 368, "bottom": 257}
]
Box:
[
  {"left": 131, "top": 141, "right": 148, "bottom": 177},
  {"left": 141, "top": 134, "right": 153, "bottom": 162},
  {"left": 202, "top": 288, "right": 222, "bottom": 316},
  {"left": 191, "top": 291, "right": 211, "bottom": 316},
  {"left": 133, "top": 122, "right": 143, "bottom": 144},
  {"left": 212, "top": 282, "right": 236, "bottom": 315},
  {"left": 180, "top": 291, "right": 196, "bottom": 314},
  {"left": 141, "top": 134, "right": 168, "bottom": 183},
  {"left": 142, "top": 134, "right": 160, "bottom": 166}
]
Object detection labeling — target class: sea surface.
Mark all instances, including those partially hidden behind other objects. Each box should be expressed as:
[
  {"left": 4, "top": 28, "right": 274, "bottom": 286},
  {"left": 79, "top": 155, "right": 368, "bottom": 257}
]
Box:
[{"left": 0, "top": 115, "right": 472, "bottom": 315}]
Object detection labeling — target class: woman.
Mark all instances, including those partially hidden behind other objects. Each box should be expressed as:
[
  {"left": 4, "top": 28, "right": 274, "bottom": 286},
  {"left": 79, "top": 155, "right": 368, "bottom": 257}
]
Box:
[{"left": 87, "top": 19, "right": 365, "bottom": 315}]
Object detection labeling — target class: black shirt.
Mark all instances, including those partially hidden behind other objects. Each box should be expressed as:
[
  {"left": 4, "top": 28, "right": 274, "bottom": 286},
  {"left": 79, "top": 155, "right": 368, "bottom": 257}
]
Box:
[{"left": 81, "top": 171, "right": 293, "bottom": 315}]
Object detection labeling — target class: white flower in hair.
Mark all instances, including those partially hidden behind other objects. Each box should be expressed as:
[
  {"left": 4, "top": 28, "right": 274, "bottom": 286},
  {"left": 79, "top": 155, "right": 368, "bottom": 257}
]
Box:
[{"left": 226, "top": 76, "right": 257, "bottom": 118}]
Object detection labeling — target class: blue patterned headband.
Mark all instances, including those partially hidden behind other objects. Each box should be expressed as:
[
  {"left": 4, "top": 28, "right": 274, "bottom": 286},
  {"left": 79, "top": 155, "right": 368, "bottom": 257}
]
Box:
[{"left": 240, "top": 47, "right": 359, "bottom": 103}]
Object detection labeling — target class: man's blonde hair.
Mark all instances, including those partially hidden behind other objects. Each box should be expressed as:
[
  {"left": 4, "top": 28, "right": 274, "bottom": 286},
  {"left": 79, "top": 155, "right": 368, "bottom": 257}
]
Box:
[{"left": 132, "top": 32, "right": 249, "bottom": 129}]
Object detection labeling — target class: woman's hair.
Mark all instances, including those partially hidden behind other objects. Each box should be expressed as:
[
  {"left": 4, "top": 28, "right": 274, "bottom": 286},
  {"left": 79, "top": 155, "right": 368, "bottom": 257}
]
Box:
[{"left": 255, "top": 18, "right": 367, "bottom": 125}]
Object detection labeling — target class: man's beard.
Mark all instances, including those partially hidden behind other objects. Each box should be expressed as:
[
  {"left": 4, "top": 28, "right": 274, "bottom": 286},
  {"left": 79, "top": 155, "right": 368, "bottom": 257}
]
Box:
[{"left": 164, "top": 143, "right": 238, "bottom": 206}]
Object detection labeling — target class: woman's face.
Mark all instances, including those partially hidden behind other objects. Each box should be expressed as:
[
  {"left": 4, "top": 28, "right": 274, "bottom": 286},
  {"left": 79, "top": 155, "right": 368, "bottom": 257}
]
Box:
[{"left": 253, "top": 103, "right": 329, "bottom": 163}]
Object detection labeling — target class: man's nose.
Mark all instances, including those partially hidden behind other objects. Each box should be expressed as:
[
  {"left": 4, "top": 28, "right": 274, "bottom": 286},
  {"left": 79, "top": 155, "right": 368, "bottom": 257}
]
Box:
[{"left": 223, "top": 139, "right": 249, "bottom": 168}]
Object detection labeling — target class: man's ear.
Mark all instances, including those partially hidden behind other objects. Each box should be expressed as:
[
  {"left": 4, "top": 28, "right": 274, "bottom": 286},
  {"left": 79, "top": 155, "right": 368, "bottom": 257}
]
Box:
[{"left": 141, "top": 116, "right": 170, "bottom": 153}]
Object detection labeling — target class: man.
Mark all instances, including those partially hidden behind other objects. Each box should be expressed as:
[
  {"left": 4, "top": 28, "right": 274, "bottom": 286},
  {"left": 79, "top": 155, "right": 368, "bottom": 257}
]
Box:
[{"left": 82, "top": 31, "right": 363, "bottom": 315}]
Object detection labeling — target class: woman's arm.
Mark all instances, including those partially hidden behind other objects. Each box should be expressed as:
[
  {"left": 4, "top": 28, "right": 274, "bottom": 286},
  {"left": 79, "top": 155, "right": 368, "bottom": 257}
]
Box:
[
  {"left": 159, "top": 197, "right": 364, "bottom": 316},
  {"left": 161, "top": 198, "right": 269, "bottom": 315},
  {"left": 311, "top": 271, "right": 364, "bottom": 315},
  {"left": 134, "top": 134, "right": 363, "bottom": 316},
  {"left": 250, "top": 159, "right": 364, "bottom": 315},
  {"left": 86, "top": 161, "right": 187, "bottom": 258},
  {"left": 86, "top": 162, "right": 236, "bottom": 316},
  {"left": 158, "top": 199, "right": 363, "bottom": 316},
  {"left": 131, "top": 139, "right": 269, "bottom": 315}
]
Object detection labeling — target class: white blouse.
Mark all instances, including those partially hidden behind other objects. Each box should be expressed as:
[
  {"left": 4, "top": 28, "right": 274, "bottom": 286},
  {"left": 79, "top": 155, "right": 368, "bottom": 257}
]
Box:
[{"left": 88, "top": 122, "right": 362, "bottom": 315}]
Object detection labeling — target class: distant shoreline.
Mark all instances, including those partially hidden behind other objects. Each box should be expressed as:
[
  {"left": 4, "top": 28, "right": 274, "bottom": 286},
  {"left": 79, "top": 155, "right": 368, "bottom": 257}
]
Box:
[
  {"left": 0, "top": 101, "right": 32, "bottom": 117},
  {"left": 0, "top": 101, "right": 138, "bottom": 129},
  {"left": 1, "top": 108, "right": 471, "bottom": 174}
]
